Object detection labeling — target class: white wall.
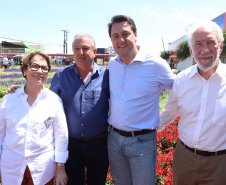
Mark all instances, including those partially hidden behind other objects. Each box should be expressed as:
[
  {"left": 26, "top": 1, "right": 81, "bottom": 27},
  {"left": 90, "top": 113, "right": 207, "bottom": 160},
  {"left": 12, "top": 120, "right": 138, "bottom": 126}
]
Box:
[{"left": 177, "top": 56, "right": 193, "bottom": 71}]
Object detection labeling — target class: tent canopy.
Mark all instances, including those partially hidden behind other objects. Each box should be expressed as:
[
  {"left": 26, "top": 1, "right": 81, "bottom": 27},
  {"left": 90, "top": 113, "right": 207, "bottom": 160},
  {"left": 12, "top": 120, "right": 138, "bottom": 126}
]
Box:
[{"left": 0, "top": 41, "right": 26, "bottom": 48}]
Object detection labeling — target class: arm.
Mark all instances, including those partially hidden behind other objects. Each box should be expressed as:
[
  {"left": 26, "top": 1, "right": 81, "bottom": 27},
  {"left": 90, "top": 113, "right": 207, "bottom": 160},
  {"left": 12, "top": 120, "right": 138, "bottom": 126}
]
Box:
[
  {"left": 6, "top": 85, "right": 20, "bottom": 94},
  {"left": 50, "top": 72, "right": 61, "bottom": 96},
  {"left": 53, "top": 97, "right": 68, "bottom": 185},
  {"left": 0, "top": 97, "right": 7, "bottom": 182},
  {"left": 158, "top": 58, "right": 176, "bottom": 90},
  {"left": 158, "top": 77, "right": 180, "bottom": 131}
]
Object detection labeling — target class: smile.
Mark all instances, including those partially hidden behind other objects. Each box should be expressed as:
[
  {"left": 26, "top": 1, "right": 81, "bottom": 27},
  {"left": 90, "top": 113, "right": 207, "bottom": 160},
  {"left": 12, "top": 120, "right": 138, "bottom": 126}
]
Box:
[
  {"left": 34, "top": 75, "right": 43, "bottom": 79},
  {"left": 118, "top": 45, "right": 127, "bottom": 48}
]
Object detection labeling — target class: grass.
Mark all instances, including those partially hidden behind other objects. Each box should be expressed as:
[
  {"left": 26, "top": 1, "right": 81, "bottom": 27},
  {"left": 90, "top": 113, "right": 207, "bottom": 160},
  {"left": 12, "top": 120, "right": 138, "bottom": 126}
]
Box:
[{"left": 159, "top": 90, "right": 170, "bottom": 112}]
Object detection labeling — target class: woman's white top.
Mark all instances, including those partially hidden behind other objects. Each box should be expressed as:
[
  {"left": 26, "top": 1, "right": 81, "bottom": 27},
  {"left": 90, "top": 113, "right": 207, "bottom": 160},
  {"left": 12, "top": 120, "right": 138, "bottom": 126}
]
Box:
[{"left": 0, "top": 86, "right": 68, "bottom": 185}]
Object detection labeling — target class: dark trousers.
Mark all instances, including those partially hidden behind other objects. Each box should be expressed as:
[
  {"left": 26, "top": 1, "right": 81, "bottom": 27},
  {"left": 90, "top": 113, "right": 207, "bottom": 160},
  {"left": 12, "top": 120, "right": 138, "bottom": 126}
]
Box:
[{"left": 66, "top": 135, "right": 109, "bottom": 185}]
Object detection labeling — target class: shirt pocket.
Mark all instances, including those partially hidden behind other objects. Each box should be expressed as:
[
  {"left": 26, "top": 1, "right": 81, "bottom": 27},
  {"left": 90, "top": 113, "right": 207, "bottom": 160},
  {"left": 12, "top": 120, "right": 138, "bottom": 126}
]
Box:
[
  {"left": 31, "top": 117, "right": 53, "bottom": 143},
  {"left": 90, "top": 89, "right": 102, "bottom": 108},
  {"left": 213, "top": 100, "right": 226, "bottom": 126}
]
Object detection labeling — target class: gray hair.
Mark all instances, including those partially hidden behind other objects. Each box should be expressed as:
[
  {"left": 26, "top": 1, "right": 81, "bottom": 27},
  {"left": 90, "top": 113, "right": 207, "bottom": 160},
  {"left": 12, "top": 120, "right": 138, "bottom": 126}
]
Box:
[
  {"left": 186, "top": 20, "right": 224, "bottom": 47},
  {"left": 72, "top": 33, "right": 97, "bottom": 52}
]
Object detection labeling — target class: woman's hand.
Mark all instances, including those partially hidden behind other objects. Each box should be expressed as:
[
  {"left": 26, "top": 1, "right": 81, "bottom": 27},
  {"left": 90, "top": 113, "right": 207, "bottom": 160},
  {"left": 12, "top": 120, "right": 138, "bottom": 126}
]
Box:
[{"left": 54, "top": 166, "right": 68, "bottom": 185}]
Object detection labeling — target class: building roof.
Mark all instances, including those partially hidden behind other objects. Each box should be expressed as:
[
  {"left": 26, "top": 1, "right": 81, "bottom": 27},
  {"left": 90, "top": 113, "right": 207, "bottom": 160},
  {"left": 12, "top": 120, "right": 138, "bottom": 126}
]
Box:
[{"left": 0, "top": 41, "right": 26, "bottom": 48}]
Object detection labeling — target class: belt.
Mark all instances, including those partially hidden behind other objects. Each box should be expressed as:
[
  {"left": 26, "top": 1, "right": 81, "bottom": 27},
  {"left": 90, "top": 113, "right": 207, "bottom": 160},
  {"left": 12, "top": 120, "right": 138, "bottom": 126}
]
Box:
[
  {"left": 180, "top": 140, "right": 226, "bottom": 156},
  {"left": 71, "top": 131, "right": 108, "bottom": 142},
  {"left": 110, "top": 125, "right": 156, "bottom": 137}
]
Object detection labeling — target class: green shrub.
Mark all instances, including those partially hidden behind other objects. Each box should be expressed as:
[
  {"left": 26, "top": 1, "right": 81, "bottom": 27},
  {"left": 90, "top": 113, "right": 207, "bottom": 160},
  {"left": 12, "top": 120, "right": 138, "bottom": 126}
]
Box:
[{"left": 0, "top": 91, "right": 6, "bottom": 98}]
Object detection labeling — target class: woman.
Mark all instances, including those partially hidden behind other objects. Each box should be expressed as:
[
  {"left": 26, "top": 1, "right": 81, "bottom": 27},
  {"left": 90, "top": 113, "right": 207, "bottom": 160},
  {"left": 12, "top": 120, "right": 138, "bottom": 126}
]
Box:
[{"left": 0, "top": 51, "right": 68, "bottom": 185}]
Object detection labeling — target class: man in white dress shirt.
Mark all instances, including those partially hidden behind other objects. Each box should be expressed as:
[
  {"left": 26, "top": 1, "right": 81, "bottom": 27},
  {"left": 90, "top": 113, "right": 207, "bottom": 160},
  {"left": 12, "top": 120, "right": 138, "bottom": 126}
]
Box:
[{"left": 159, "top": 20, "right": 226, "bottom": 185}]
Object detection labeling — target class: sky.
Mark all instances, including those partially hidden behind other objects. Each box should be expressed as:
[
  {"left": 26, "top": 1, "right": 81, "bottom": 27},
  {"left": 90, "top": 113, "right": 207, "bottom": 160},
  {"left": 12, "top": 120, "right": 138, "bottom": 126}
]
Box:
[{"left": 0, "top": 0, "right": 225, "bottom": 55}]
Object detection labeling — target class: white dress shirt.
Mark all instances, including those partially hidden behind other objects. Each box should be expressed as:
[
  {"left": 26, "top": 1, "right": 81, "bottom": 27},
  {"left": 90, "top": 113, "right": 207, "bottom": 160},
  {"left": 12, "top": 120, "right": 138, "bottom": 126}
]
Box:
[
  {"left": 108, "top": 46, "right": 175, "bottom": 131},
  {"left": 0, "top": 86, "right": 68, "bottom": 185},
  {"left": 159, "top": 61, "right": 226, "bottom": 152}
]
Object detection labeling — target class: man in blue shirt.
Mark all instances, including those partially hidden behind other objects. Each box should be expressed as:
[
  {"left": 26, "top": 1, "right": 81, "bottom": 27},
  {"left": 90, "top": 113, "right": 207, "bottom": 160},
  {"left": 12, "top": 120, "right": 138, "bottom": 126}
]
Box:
[
  {"left": 50, "top": 34, "right": 109, "bottom": 185},
  {"left": 107, "top": 15, "right": 175, "bottom": 185}
]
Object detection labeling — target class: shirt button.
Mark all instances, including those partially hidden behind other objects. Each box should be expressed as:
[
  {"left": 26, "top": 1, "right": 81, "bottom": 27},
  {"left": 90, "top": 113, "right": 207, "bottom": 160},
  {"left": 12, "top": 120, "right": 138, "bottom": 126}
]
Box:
[
  {"left": 81, "top": 124, "right": 83, "bottom": 126},
  {"left": 81, "top": 134, "right": 83, "bottom": 136},
  {"left": 83, "top": 99, "right": 85, "bottom": 102},
  {"left": 82, "top": 111, "right": 84, "bottom": 114}
]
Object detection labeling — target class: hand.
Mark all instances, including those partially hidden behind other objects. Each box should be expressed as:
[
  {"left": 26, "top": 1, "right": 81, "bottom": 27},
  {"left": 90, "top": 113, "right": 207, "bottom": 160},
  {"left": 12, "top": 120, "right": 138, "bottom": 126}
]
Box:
[
  {"left": 54, "top": 166, "right": 68, "bottom": 185},
  {"left": 6, "top": 85, "right": 20, "bottom": 94}
]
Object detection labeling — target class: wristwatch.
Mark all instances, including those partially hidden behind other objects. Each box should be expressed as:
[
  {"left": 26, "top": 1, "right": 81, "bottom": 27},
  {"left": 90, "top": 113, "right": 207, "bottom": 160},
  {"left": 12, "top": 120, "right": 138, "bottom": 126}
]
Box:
[{"left": 56, "top": 163, "right": 65, "bottom": 166}]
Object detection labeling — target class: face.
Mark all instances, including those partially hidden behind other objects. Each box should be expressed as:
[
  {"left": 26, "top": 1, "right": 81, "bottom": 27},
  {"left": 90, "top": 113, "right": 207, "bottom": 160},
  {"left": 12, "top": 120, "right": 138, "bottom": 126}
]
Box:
[
  {"left": 190, "top": 26, "right": 223, "bottom": 72},
  {"left": 23, "top": 54, "right": 48, "bottom": 85},
  {"left": 73, "top": 36, "right": 96, "bottom": 65},
  {"left": 110, "top": 21, "right": 137, "bottom": 62}
]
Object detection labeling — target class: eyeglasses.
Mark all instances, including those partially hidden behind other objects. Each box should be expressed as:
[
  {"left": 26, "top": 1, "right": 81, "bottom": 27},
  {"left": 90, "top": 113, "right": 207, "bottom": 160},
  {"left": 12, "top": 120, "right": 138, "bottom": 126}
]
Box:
[{"left": 29, "top": 62, "right": 50, "bottom": 73}]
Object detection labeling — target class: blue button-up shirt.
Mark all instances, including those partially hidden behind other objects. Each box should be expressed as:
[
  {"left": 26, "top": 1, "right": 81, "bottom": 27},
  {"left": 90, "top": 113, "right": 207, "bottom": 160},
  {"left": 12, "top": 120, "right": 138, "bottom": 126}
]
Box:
[
  {"left": 108, "top": 47, "right": 175, "bottom": 131},
  {"left": 50, "top": 63, "right": 109, "bottom": 139}
]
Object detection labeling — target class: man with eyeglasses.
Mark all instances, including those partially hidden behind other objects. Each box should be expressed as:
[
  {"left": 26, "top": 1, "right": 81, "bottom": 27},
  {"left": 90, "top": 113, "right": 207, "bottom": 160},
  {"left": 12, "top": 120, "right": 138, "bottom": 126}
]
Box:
[{"left": 50, "top": 33, "right": 109, "bottom": 185}]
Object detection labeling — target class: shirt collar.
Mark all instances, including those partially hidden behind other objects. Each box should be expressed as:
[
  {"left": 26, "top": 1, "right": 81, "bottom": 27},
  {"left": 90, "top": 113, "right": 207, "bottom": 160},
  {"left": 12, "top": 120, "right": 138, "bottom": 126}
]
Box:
[
  {"left": 73, "top": 62, "right": 101, "bottom": 75},
  {"left": 16, "top": 84, "right": 46, "bottom": 96},
  {"left": 215, "top": 60, "right": 226, "bottom": 81},
  {"left": 115, "top": 46, "right": 145, "bottom": 64},
  {"left": 189, "top": 64, "right": 198, "bottom": 79},
  {"left": 189, "top": 60, "right": 226, "bottom": 81}
]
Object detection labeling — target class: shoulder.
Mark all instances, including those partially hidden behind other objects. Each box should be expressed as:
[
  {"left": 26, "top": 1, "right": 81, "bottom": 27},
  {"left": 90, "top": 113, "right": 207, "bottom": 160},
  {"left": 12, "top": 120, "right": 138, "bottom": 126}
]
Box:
[
  {"left": 94, "top": 63, "right": 109, "bottom": 76},
  {"left": 178, "top": 65, "right": 195, "bottom": 76},
  {"left": 144, "top": 53, "right": 168, "bottom": 66},
  {"left": 174, "top": 65, "right": 196, "bottom": 83},
  {"left": 108, "top": 56, "right": 119, "bottom": 66},
  {"left": 53, "top": 65, "right": 74, "bottom": 78},
  {"left": 1, "top": 87, "right": 23, "bottom": 106},
  {"left": 43, "top": 88, "right": 63, "bottom": 103}
]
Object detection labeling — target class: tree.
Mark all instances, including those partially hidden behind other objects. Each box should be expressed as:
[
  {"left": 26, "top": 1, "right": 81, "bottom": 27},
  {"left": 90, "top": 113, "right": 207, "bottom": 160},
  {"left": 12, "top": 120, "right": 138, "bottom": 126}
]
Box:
[
  {"left": 221, "top": 29, "right": 226, "bottom": 56},
  {"left": 175, "top": 41, "right": 190, "bottom": 61},
  {"left": 160, "top": 50, "right": 170, "bottom": 60}
]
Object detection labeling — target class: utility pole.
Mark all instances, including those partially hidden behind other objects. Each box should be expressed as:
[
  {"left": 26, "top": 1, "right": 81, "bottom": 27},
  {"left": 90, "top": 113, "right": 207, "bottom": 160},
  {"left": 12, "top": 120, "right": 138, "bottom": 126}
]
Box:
[
  {"left": 162, "top": 38, "right": 165, "bottom": 51},
  {"left": 61, "top": 30, "right": 70, "bottom": 54}
]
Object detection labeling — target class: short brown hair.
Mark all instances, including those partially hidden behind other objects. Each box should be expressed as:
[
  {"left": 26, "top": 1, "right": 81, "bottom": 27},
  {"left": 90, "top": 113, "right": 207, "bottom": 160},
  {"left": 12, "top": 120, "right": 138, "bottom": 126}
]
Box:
[
  {"left": 108, "top": 15, "right": 137, "bottom": 38},
  {"left": 21, "top": 50, "right": 51, "bottom": 79}
]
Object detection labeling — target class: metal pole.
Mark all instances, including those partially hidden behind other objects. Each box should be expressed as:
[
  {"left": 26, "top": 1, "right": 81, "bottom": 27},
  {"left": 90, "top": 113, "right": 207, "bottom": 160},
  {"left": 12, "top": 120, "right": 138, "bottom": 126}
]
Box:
[
  {"left": 61, "top": 30, "right": 69, "bottom": 54},
  {"left": 162, "top": 38, "right": 165, "bottom": 51},
  {"left": 66, "top": 32, "right": 68, "bottom": 54}
]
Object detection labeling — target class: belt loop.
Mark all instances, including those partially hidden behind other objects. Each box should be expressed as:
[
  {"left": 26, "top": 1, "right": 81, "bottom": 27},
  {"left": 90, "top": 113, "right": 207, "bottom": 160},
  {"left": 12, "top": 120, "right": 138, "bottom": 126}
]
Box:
[
  {"left": 195, "top": 149, "right": 197, "bottom": 155},
  {"left": 111, "top": 126, "right": 114, "bottom": 132},
  {"left": 132, "top": 131, "right": 135, "bottom": 138},
  {"left": 215, "top": 152, "right": 218, "bottom": 156}
]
